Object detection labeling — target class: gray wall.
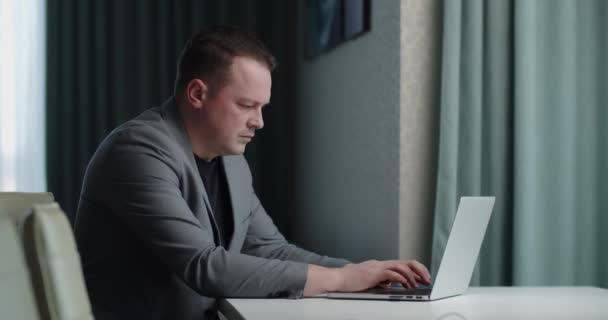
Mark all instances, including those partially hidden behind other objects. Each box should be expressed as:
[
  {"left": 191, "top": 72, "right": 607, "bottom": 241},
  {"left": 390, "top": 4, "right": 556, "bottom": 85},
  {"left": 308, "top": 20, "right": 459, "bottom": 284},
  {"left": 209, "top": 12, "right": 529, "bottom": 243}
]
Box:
[{"left": 292, "top": 0, "right": 441, "bottom": 264}]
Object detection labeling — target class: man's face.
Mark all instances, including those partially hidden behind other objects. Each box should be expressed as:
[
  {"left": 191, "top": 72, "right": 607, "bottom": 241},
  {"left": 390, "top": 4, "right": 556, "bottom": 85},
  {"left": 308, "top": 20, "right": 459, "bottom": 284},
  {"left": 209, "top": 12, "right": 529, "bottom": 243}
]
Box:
[{"left": 197, "top": 56, "right": 271, "bottom": 158}]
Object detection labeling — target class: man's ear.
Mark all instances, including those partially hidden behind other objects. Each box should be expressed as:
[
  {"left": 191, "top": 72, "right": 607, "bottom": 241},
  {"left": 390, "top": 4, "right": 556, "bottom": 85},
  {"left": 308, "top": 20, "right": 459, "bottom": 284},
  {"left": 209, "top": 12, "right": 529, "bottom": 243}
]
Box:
[{"left": 185, "top": 79, "right": 208, "bottom": 110}]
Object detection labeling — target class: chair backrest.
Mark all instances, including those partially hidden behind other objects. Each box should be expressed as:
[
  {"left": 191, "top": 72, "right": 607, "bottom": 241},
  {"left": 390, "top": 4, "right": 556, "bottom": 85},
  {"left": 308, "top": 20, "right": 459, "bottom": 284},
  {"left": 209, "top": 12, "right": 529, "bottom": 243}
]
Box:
[
  {"left": 0, "top": 215, "right": 42, "bottom": 319},
  {"left": 0, "top": 192, "right": 54, "bottom": 220},
  {"left": 21, "top": 202, "right": 93, "bottom": 320},
  {"left": 0, "top": 192, "right": 55, "bottom": 320}
]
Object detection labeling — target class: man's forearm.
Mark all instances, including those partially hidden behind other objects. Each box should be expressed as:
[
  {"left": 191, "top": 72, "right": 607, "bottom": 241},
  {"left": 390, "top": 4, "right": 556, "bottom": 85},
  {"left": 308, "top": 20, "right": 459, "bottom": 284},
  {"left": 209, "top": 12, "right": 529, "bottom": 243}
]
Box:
[
  {"left": 248, "top": 242, "right": 351, "bottom": 268},
  {"left": 303, "top": 264, "right": 343, "bottom": 296}
]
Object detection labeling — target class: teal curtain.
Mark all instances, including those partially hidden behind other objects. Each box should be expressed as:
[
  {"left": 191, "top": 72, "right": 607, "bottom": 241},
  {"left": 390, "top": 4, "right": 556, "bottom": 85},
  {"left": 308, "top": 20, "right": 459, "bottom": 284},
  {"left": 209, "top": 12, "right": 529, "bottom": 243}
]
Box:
[
  {"left": 433, "top": 0, "right": 608, "bottom": 287},
  {"left": 46, "top": 0, "right": 298, "bottom": 236}
]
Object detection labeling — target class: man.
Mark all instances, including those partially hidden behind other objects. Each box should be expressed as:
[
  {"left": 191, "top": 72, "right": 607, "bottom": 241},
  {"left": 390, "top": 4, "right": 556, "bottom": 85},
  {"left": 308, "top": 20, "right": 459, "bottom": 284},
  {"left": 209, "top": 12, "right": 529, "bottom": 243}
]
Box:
[{"left": 74, "top": 26, "right": 430, "bottom": 320}]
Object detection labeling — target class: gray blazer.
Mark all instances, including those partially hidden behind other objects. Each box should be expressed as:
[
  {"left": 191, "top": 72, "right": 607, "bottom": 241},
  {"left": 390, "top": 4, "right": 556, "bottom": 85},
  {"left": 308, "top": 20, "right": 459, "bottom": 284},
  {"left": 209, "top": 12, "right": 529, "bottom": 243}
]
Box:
[{"left": 74, "top": 98, "right": 349, "bottom": 320}]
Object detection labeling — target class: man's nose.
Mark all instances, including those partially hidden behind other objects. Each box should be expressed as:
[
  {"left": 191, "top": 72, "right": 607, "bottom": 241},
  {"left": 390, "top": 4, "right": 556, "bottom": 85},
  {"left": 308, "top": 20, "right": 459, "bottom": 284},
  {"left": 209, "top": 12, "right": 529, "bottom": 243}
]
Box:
[{"left": 249, "top": 109, "right": 264, "bottom": 129}]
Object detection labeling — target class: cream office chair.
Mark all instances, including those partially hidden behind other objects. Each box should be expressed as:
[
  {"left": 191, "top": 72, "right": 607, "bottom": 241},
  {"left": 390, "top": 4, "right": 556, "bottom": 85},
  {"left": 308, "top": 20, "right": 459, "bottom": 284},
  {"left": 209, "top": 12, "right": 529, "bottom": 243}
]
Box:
[
  {"left": 21, "top": 202, "right": 94, "bottom": 320},
  {"left": 0, "top": 192, "right": 92, "bottom": 319},
  {"left": 0, "top": 215, "right": 41, "bottom": 320},
  {"left": 0, "top": 192, "right": 54, "bottom": 220},
  {"left": 0, "top": 192, "right": 54, "bottom": 319}
]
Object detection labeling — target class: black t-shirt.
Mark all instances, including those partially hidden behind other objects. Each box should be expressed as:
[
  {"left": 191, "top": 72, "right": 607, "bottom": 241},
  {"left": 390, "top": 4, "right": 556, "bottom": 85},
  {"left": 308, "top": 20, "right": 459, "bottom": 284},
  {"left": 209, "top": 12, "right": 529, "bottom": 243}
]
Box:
[{"left": 194, "top": 156, "right": 234, "bottom": 248}]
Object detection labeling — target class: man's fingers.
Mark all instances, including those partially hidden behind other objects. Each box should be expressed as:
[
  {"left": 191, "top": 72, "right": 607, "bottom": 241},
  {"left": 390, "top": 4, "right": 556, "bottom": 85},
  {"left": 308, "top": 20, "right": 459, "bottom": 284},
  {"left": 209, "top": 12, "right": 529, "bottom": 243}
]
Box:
[
  {"left": 383, "top": 270, "right": 410, "bottom": 288},
  {"left": 385, "top": 263, "right": 418, "bottom": 288},
  {"left": 360, "top": 259, "right": 432, "bottom": 290},
  {"left": 408, "top": 260, "right": 432, "bottom": 283},
  {"left": 402, "top": 268, "right": 418, "bottom": 288},
  {"left": 410, "top": 260, "right": 431, "bottom": 278},
  {"left": 386, "top": 260, "right": 431, "bottom": 285}
]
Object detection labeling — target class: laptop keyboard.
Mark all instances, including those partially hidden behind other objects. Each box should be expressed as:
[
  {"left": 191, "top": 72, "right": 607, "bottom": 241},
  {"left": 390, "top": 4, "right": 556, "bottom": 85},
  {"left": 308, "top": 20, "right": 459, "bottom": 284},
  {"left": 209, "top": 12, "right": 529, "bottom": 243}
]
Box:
[{"left": 363, "top": 284, "right": 433, "bottom": 296}]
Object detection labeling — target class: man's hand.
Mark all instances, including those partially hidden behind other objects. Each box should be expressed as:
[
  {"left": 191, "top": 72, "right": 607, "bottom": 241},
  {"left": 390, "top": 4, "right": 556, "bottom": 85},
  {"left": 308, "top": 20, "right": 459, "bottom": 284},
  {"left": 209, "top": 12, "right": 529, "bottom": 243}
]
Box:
[
  {"left": 303, "top": 260, "right": 431, "bottom": 297},
  {"left": 339, "top": 260, "right": 431, "bottom": 292}
]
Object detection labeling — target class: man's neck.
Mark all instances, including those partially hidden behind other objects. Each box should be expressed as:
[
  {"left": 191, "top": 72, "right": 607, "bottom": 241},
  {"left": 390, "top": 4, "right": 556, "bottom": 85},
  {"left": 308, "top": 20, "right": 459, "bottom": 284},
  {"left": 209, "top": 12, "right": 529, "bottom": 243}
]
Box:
[{"left": 175, "top": 96, "right": 217, "bottom": 161}]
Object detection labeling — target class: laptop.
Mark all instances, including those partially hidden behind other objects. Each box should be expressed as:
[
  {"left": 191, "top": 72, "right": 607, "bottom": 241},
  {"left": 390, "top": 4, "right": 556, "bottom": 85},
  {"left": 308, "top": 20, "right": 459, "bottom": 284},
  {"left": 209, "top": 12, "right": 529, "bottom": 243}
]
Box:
[{"left": 326, "top": 196, "right": 495, "bottom": 301}]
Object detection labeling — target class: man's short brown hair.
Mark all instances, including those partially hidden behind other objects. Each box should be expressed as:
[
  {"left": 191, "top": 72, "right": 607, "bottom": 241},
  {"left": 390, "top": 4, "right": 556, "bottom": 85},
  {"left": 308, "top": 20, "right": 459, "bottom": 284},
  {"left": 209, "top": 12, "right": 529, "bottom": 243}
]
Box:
[{"left": 174, "top": 26, "right": 277, "bottom": 96}]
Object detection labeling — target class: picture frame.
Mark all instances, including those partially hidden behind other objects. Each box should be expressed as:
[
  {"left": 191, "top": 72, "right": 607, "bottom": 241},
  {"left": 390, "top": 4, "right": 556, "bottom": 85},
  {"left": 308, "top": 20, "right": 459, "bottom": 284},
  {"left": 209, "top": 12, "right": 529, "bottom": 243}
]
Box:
[{"left": 305, "top": 0, "right": 371, "bottom": 57}]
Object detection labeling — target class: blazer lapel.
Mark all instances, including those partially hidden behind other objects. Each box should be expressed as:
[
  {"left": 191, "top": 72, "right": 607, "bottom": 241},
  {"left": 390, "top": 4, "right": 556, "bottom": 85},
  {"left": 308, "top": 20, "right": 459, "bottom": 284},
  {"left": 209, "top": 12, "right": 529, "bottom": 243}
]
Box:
[
  {"left": 221, "top": 156, "right": 248, "bottom": 251},
  {"left": 191, "top": 163, "right": 221, "bottom": 246},
  {"left": 159, "top": 97, "right": 221, "bottom": 245}
]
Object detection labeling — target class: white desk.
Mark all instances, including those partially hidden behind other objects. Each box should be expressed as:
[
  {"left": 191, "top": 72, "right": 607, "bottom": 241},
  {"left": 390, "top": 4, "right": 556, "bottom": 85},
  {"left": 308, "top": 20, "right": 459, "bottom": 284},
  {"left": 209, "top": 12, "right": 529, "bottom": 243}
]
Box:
[{"left": 220, "top": 287, "right": 608, "bottom": 320}]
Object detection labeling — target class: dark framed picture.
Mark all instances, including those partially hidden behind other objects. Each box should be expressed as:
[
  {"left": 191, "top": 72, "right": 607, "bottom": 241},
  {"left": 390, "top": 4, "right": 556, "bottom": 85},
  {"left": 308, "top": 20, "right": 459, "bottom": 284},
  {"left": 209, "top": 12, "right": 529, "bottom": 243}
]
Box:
[{"left": 305, "top": 0, "right": 371, "bottom": 57}]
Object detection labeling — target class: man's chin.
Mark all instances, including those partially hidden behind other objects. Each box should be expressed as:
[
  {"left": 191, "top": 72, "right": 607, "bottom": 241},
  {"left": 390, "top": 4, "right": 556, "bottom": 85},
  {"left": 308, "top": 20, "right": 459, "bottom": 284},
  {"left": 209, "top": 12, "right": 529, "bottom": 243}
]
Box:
[{"left": 223, "top": 145, "right": 246, "bottom": 156}]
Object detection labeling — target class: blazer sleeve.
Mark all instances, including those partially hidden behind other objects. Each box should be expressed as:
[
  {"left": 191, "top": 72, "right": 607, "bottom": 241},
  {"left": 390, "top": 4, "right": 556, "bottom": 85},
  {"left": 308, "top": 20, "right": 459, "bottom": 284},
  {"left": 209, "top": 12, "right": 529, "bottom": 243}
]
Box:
[
  {"left": 89, "top": 128, "right": 308, "bottom": 298},
  {"left": 241, "top": 190, "right": 351, "bottom": 268}
]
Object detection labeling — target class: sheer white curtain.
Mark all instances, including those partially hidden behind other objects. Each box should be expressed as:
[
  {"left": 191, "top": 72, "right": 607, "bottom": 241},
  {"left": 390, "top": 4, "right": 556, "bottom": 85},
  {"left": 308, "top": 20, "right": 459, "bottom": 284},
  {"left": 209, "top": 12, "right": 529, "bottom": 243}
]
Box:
[{"left": 0, "top": 0, "right": 47, "bottom": 191}]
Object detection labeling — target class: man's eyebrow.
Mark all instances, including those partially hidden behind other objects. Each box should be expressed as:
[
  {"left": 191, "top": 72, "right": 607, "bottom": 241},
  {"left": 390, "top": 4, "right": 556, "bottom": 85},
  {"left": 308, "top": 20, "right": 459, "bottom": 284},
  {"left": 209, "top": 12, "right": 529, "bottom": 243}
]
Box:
[{"left": 239, "top": 98, "right": 270, "bottom": 106}]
